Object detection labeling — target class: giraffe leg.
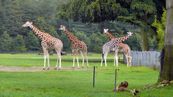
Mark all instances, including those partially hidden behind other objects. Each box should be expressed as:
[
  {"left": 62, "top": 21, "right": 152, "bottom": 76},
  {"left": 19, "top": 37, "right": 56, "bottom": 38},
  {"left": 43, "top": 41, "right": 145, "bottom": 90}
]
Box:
[
  {"left": 125, "top": 55, "right": 129, "bottom": 67},
  {"left": 42, "top": 48, "right": 48, "bottom": 70},
  {"left": 55, "top": 54, "right": 59, "bottom": 69},
  {"left": 56, "top": 51, "right": 61, "bottom": 70},
  {"left": 47, "top": 54, "right": 50, "bottom": 70},
  {"left": 72, "top": 49, "right": 76, "bottom": 68},
  {"left": 104, "top": 53, "right": 108, "bottom": 67},
  {"left": 101, "top": 53, "right": 104, "bottom": 67},
  {"left": 127, "top": 56, "right": 132, "bottom": 67},
  {"left": 43, "top": 55, "right": 47, "bottom": 70},
  {"left": 73, "top": 56, "right": 75, "bottom": 68},
  {"left": 86, "top": 55, "right": 89, "bottom": 67},
  {"left": 85, "top": 53, "right": 89, "bottom": 67},
  {"left": 58, "top": 52, "right": 62, "bottom": 69},
  {"left": 129, "top": 56, "right": 132, "bottom": 66},
  {"left": 77, "top": 56, "right": 80, "bottom": 68},
  {"left": 114, "top": 49, "right": 119, "bottom": 67},
  {"left": 115, "top": 54, "right": 118, "bottom": 67},
  {"left": 125, "top": 55, "right": 131, "bottom": 67},
  {"left": 105, "top": 58, "right": 107, "bottom": 67},
  {"left": 76, "top": 51, "right": 80, "bottom": 68},
  {"left": 83, "top": 51, "right": 89, "bottom": 67},
  {"left": 80, "top": 51, "right": 84, "bottom": 68},
  {"left": 101, "top": 58, "right": 103, "bottom": 67}
]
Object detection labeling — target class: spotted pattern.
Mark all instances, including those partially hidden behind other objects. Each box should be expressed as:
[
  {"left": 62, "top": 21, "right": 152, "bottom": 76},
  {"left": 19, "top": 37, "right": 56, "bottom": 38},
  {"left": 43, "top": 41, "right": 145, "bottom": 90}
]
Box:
[
  {"left": 63, "top": 29, "right": 87, "bottom": 55},
  {"left": 30, "top": 25, "right": 63, "bottom": 49},
  {"left": 104, "top": 31, "right": 132, "bottom": 66}
]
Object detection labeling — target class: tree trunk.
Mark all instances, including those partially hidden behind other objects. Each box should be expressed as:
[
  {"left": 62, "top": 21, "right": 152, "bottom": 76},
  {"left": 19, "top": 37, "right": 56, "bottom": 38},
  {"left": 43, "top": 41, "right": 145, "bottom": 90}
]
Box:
[{"left": 159, "top": 0, "right": 173, "bottom": 81}]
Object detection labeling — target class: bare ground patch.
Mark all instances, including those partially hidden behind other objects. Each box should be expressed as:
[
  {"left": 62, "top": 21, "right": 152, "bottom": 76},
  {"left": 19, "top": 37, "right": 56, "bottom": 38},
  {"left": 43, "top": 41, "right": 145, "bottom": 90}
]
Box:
[{"left": 0, "top": 66, "right": 90, "bottom": 72}]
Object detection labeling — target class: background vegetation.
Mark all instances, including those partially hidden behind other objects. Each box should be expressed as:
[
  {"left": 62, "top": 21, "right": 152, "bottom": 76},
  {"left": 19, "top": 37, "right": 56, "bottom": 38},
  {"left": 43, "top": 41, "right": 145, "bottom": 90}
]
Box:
[{"left": 0, "top": 0, "right": 165, "bottom": 53}]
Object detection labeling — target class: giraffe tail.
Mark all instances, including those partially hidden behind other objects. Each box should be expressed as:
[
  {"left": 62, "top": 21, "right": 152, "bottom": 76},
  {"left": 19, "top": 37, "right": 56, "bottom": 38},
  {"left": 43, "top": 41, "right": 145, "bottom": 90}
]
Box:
[
  {"left": 102, "top": 53, "right": 105, "bottom": 63},
  {"left": 61, "top": 51, "right": 66, "bottom": 55}
]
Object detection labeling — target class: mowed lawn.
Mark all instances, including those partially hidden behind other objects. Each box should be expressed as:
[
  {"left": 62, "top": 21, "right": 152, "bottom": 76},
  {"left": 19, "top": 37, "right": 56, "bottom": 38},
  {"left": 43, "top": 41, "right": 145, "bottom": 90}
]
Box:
[{"left": 0, "top": 53, "right": 173, "bottom": 97}]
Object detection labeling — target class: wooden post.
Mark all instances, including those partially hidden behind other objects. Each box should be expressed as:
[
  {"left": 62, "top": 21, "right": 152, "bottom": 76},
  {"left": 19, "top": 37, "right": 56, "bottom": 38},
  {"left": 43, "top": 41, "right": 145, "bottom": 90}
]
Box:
[
  {"left": 93, "top": 66, "right": 96, "bottom": 88},
  {"left": 114, "top": 68, "right": 118, "bottom": 94}
]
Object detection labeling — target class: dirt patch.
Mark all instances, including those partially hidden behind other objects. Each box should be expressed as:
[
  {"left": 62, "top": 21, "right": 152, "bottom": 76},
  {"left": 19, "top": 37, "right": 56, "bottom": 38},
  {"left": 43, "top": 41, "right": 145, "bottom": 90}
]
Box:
[{"left": 0, "top": 66, "right": 90, "bottom": 72}]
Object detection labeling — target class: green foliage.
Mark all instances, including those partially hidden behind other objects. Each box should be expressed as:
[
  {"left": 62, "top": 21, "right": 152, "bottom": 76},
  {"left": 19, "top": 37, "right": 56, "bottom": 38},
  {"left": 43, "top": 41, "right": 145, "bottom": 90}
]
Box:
[
  {"left": 11, "top": 35, "right": 26, "bottom": 52},
  {"left": 0, "top": 0, "right": 68, "bottom": 52},
  {"left": 58, "top": 0, "right": 158, "bottom": 51},
  {"left": 131, "top": 0, "right": 156, "bottom": 14},
  {"left": 59, "top": 33, "right": 71, "bottom": 51},
  {"left": 89, "top": 32, "right": 107, "bottom": 52},
  {"left": 57, "top": 0, "right": 128, "bottom": 22},
  {"left": 0, "top": 0, "right": 165, "bottom": 52},
  {"left": 126, "top": 34, "right": 142, "bottom": 50},
  {"left": 25, "top": 32, "right": 40, "bottom": 51},
  {"left": 0, "top": 32, "right": 12, "bottom": 52},
  {"left": 152, "top": 9, "right": 166, "bottom": 50}
]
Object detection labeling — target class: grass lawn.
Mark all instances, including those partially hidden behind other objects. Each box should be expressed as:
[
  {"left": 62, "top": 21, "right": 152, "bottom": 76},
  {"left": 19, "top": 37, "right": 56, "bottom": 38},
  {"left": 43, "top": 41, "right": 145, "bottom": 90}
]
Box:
[{"left": 0, "top": 53, "right": 172, "bottom": 97}]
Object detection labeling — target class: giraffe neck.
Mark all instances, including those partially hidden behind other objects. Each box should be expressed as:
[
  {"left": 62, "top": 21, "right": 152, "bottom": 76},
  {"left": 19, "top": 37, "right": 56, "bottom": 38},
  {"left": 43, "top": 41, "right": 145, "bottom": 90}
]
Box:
[
  {"left": 106, "top": 32, "right": 115, "bottom": 40},
  {"left": 114, "top": 34, "right": 131, "bottom": 42},
  {"left": 28, "top": 24, "right": 45, "bottom": 40},
  {"left": 64, "top": 29, "right": 78, "bottom": 43},
  {"left": 107, "top": 34, "right": 130, "bottom": 49}
]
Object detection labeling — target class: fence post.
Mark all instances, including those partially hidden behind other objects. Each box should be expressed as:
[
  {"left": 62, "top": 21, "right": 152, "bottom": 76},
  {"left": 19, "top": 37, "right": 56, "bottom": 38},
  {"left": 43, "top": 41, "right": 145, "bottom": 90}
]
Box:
[
  {"left": 114, "top": 68, "right": 118, "bottom": 95},
  {"left": 93, "top": 66, "right": 96, "bottom": 88}
]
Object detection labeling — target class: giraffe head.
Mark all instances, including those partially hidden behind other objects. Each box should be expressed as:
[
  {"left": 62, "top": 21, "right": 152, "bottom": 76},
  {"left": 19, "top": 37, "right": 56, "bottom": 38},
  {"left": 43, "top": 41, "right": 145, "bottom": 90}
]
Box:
[
  {"left": 22, "top": 21, "right": 33, "bottom": 27},
  {"left": 103, "top": 29, "right": 109, "bottom": 34},
  {"left": 59, "top": 25, "right": 66, "bottom": 31},
  {"left": 127, "top": 32, "right": 133, "bottom": 36}
]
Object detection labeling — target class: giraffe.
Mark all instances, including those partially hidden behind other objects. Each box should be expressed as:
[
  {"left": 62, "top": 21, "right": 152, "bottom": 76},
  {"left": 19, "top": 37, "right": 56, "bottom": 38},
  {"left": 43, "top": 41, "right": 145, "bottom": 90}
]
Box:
[
  {"left": 101, "top": 31, "right": 133, "bottom": 67},
  {"left": 59, "top": 25, "right": 88, "bottom": 68},
  {"left": 103, "top": 29, "right": 132, "bottom": 67},
  {"left": 22, "top": 21, "right": 63, "bottom": 70}
]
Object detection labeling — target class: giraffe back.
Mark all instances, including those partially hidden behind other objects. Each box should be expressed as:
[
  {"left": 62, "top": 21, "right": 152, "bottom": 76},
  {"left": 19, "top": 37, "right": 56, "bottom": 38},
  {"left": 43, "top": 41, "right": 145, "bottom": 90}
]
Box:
[
  {"left": 119, "top": 43, "right": 131, "bottom": 55},
  {"left": 40, "top": 32, "right": 62, "bottom": 49},
  {"left": 71, "top": 40, "right": 87, "bottom": 51},
  {"left": 102, "top": 40, "right": 120, "bottom": 53}
]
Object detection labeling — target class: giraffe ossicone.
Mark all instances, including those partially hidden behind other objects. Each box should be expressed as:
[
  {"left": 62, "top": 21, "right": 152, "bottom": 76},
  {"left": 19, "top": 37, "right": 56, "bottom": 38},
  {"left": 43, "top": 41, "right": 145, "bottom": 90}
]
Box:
[
  {"left": 104, "top": 29, "right": 109, "bottom": 33},
  {"left": 127, "top": 32, "right": 133, "bottom": 36},
  {"left": 22, "top": 21, "right": 63, "bottom": 70}
]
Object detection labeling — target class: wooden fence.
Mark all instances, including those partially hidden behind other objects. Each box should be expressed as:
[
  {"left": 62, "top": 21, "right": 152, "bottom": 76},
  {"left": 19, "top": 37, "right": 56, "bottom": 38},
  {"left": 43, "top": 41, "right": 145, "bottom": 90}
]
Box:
[{"left": 128, "top": 51, "right": 160, "bottom": 67}]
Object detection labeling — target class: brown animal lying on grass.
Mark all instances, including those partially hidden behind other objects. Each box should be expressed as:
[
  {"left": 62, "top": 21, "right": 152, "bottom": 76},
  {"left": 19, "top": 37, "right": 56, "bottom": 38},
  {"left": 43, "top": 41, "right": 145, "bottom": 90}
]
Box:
[{"left": 114, "top": 81, "right": 139, "bottom": 96}]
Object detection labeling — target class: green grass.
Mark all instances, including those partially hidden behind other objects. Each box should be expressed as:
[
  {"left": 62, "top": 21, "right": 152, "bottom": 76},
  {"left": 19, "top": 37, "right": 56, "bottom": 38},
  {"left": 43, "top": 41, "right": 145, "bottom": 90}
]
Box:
[
  {"left": 0, "top": 53, "right": 172, "bottom": 97},
  {"left": 0, "top": 53, "right": 122, "bottom": 67}
]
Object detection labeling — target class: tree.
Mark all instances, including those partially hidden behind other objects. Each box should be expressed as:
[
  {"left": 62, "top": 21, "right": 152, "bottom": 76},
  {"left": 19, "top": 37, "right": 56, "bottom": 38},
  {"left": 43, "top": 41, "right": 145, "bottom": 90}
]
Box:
[
  {"left": 12, "top": 35, "right": 26, "bottom": 52},
  {"left": 0, "top": 31, "right": 12, "bottom": 52},
  {"left": 159, "top": 0, "right": 173, "bottom": 81},
  {"left": 58, "top": 0, "right": 127, "bottom": 23},
  {"left": 58, "top": 0, "right": 157, "bottom": 51},
  {"left": 25, "top": 32, "right": 40, "bottom": 51},
  {"left": 153, "top": 0, "right": 166, "bottom": 21},
  {"left": 89, "top": 32, "right": 107, "bottom": 52},
  {"left": 152, "top": 9, "right": 166, "bottom": 50},
  {"left": 125, "top": 0, "right": 156, "bottom": 51}
]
